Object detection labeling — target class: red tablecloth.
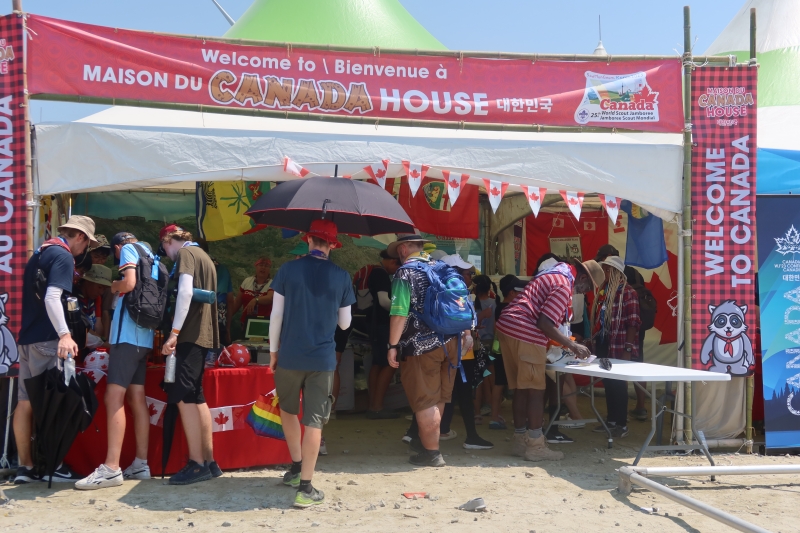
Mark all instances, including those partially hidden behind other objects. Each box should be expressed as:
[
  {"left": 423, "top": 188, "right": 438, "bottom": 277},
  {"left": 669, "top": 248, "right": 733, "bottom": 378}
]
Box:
[{"left": 65, "top": 365, "right": 292, "bottom": 476}]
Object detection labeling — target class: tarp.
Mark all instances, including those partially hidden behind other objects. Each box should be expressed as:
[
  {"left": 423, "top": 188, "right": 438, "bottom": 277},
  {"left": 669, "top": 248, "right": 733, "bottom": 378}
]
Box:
[
  {"left": 34, "top": 106, "right": 684, "bottom": 214},
  {"left": 705, "top": 0, "right": 800, "bottom": 193}
]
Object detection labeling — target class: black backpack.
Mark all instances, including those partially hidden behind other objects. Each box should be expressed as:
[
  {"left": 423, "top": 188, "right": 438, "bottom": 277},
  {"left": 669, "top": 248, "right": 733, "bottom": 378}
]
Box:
[
  {"left": 122, "top": 244, "right": 170, "bottom": 330},
  {"left": 633, "top": 283, "right": 657, "bottom": 331}
]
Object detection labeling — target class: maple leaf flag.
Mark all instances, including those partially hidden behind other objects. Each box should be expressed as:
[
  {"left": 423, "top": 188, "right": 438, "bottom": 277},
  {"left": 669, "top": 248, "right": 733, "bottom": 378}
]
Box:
[
  {"left": 210, "top": 405, "right": 251, "bottom": 432},
  {"left": 283, "top": 157, "right": 313, "bottom": 178},
  {"left": 521, "top": 186, "right": 548, "bottom": 218},
  {"left": 598, "top": 194, "right": 621, "bottom": 224},
  {"left": 146, "top": 397, "right": 166, "bottom": 427},
  {"left": 482, "top": 179, "right": 509, "bottom": 214},
  {"left": 441, "top": 170, "right": 469, "bottom": 207},
  {"left": 77, "top": 368, "right": 105, "bottom": 384},
  {"left": 402, "top": 161, "right": 430, "bottom": 198},
  {"left": 363, "top": 160, "right": 391, "bottom": 189},
  {"left": 559, "top": 191, "right": 585, "bottom": 221}
]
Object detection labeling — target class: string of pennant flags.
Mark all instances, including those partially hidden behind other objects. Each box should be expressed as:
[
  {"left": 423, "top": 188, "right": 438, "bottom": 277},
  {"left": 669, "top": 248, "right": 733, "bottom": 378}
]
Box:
[{"left": 282, "top": 156, "right": 624, "bottom": 223}]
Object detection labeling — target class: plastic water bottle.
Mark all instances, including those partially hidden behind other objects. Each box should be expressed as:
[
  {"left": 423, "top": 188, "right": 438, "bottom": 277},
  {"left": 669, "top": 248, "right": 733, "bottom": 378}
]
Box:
[
  {"left": 64, "top": 353, "right": 76, "bottom": 386},
  {"left": 164, "top": 351, "right": 177, "bottom": 383}
]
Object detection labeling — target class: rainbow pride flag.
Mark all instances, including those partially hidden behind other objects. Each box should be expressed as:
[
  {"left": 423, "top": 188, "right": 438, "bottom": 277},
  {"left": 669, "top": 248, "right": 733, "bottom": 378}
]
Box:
[{"left": 246, "top": 390, "right": 285, "bottom": 441}]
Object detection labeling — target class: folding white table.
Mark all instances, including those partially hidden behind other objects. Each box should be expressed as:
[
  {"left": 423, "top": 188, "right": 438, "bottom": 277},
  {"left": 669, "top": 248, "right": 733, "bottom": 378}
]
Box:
[{"left": 544, "top": 360, "right": 731, "bottom": 466}]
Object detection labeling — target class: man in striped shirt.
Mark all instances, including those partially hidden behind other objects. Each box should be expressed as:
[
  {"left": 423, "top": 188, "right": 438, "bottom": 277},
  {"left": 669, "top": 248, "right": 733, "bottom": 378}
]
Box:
[{"left": 496, "top": 258, "right": 604, "bottom": 461}]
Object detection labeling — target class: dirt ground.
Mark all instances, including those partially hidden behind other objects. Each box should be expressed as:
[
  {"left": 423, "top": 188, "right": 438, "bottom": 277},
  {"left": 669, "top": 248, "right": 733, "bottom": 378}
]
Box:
[{"left": 1, "top": 396, "right": 798, "bottom": 533}]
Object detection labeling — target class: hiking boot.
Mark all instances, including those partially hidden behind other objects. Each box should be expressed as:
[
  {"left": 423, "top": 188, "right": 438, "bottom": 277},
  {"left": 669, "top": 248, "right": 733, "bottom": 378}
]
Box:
[
  {"left": 283, "top": 470, "right": 301, "bottom": 488},
  {"left": 546, "top": 429, "right": 574, "bottom": 444},
  {"left": 511, "top": 432, "right": 526, "bottom": 457},
  {"left": 409, "top": 450, "right": 446, "bottom": 467},
  {"left": 74, "top": 464, "right": 123, "bottom": 490},
  {"left": 463, "top": 436, "right": 494, "bottom": 450},
  {"left": 523, "top": 435, "right": 564, "bottom": 462},
  {"left": 293, "top": 486, "right": 325, "bottom": 508},
  {"left": 168, "top": 460, "right": 212, "bottom": 486}
]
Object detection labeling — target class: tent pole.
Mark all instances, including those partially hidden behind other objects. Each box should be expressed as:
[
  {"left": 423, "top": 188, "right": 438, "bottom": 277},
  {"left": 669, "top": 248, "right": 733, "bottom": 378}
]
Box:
[
  {"left": 675, "top": 213, "right": 686, "bottom": 443},
  {"left": 745, "top": 6, "right": 757, "bottom": 455},
  {"left": 681, "top": 5, "right": 694, "bottom": 445},
  {"left": 13, "top": 0, "right": 33, "bottom": 258}
]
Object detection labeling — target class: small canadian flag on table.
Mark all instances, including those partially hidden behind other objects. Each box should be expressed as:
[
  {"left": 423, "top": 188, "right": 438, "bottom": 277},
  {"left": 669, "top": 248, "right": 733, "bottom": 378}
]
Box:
[
  {"left": 441, "top": 170, "right": 469, "bottom": 207},
  {"left": 402, "top": 161, "right": 430, "bottom": 197},
  {"left": 560, "top": 191, "right": 585, "bottom": 221},
  {"left": 209, "top": 405, "right": 251, "bottom": 433},
  {"left": 146, "top": 397, "right": 166, "bottom": 427},
  {"left": 598, "top": 194, "right": 622, "bottom": 224},
  {"left": 482, "top": 179, "right": 509, "bottom": 213}
]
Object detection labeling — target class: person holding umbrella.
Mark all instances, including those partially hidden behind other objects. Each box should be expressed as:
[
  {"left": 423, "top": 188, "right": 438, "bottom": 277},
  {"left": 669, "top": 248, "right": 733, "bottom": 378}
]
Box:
[
  {"left": 269, "top": 219, "right": 355, "bottom": 508},
  {"left": 16, "top": 215, "right": 98, "bottom": 484}
]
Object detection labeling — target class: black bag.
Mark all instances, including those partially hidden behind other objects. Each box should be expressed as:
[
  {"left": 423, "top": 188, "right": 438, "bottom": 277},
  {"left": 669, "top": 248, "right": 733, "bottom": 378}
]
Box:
[
  {"left": 633, "top": 283, "right": 658, "bottom": 331},
  {"left": 123, "top": 244, "right": 170, "bottom": 330},
  {"left": 470, "top": 340, "right": 491, "bottom": 388}
]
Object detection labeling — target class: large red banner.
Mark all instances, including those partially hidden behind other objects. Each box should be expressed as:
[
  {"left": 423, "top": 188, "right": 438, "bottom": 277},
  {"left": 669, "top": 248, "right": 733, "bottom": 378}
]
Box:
[
  {"left": 691, "top": 67, "right": 757, "bottom": 375},
  {"left": 26, "top": 15, "right": 684, "bottom": 132}
]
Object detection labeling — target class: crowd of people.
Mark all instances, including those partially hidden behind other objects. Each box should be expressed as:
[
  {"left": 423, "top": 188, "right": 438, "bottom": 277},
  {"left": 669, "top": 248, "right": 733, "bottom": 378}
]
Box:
[{"left": 16, "top": 215, "right": 651, "bottom": 509}]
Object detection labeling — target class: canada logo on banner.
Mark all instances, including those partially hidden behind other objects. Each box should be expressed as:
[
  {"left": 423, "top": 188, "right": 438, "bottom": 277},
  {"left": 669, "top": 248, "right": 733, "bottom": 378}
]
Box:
[
  {"left": 482, "top": 179, "right": 509, "bottom": 214},
  {"left": 363, "top": 159, "right": 390, "bottom": 188},
  {"left": 283, "top": 157, "right": 314, "bottom": 178},
  {"left": 441, "top": 170, "right": 469, "bottom": 207},
  {"left": 522, "top": 186, "right": 548, "bottom": 217},
  {"left": 599, "top": 194, "right": 621, "bottom": 223},
  {"left": 560, "top": 191, "right": 585, "bottom": 221},
  {"left": 402, "top": 161, "right": 429, "bottom": 197}
]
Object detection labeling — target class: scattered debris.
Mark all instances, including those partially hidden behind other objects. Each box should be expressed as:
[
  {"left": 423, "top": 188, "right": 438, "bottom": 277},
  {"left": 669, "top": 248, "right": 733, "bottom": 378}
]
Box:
[
  {"left": 222, "top": 521, "right": 232, "bottom": 527},
  {"left": 379, "top": 500, "right": 386, "bottom": 507},
  {"left": 403, "top": 492, "right": 426, "bottom": 500},
  {"left": 311, "top": 523, "right": 320, "bottom": 527},
  {"left": 347, "top": 480, "right": 358, "bottom": 486},
  {"left": 184, "top": 508, "right": 197, "bottom": 514},
  {"left": 114, "top": 517, "right": 122, "bottom": 522},
  {"left": 365, "top": 504, "right": 376, "bottom": 511},
  {"left": 394, "top": 502, "right": 401, "bottom": 509},
  {"left": 177, "top": 515, "right": 184, "bottom": 522},
  {"left": 525, "top": 472, "right": 534, "bottom": 478},
  {"left": 458, "top": 498, "right": 487, "bottom": 512}
]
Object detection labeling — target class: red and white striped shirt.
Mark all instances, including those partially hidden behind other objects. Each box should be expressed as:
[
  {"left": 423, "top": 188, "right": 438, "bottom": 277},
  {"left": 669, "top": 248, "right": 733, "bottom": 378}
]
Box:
[{"left": 495, "top": 266, "right": 574, "bottom": 347}]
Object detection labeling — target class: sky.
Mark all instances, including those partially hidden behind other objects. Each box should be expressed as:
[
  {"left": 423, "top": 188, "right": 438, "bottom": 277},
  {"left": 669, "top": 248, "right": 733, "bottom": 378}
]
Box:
[{"left": 3, "top": 0, "right": 743, "bottom": 123}]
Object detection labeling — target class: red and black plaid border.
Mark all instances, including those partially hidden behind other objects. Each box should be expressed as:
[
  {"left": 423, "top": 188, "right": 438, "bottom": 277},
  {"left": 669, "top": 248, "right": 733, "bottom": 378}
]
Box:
[
  {"left": 0, "top": 15, "right": 27, "bottom": 337},
  {"left": 690, "top": 66, "right": 758, "bottom": 372}
]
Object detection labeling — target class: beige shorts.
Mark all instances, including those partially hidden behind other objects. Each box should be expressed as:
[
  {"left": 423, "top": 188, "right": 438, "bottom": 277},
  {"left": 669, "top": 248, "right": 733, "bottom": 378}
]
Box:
[
  {"left": 496, "top": 331, "right": 547, "bottom": 390},
  {"left": 18, "top": 341, "right": 59, "bottom": 402},
  {"left": 400, "top": 338, "right": 457, "bottom": 413}
]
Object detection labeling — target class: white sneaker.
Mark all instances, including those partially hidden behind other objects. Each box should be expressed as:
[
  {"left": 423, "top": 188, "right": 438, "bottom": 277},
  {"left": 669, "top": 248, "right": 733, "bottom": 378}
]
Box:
[
  {"left": 558, "top": 416, "right": 586, "bottom": 429},
  {"left": 439, "top": 430, "right": 458, "bottom": 441},
  {"left": 74, "top": 465, "right": 123, "bottom": 490},
  {"left": 123, "top": 462, "right": 151, "bottom": 480},
  {"left": 318, "top": 437, "right": 328, "bottom": 456}
]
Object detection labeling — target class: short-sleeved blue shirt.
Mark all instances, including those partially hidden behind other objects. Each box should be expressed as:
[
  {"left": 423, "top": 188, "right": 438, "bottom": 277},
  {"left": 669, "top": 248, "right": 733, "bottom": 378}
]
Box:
[
  {"left": 271, "top": 255, "right": 355, "bottom": 372},
  {"left": 110, "top": 244, "right": 156, "bottom": 348},
  {"left": 19, "top": 242, "right": 74, "bottom": 345}
]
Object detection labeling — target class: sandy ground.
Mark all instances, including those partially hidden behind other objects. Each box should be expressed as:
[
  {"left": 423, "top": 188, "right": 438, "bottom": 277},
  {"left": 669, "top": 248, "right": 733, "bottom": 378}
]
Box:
[{"left": 1, "top": 397, "right": 798, "bottom": 533}]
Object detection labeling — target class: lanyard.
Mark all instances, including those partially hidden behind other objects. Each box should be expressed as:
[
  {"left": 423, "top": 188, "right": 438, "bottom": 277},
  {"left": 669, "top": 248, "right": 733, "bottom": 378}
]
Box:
[{"left": 308, "top": 249, "right": 328, "bottom": 260}]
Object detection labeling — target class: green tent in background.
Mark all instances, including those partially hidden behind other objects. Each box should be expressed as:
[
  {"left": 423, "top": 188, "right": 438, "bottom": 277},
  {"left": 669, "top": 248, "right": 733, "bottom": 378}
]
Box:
[{"left": 224, "top": 0, "right": 446, "bottom": 50}]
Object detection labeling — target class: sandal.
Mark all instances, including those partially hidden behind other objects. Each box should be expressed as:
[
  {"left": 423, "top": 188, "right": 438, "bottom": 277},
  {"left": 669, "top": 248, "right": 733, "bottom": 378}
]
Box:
[{"left": 488, "top": 420, "right": 507, "bottom": 430}]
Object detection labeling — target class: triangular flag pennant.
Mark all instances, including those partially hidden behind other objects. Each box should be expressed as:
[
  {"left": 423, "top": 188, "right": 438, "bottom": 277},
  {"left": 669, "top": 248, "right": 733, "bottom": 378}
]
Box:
[
  {"left": 402, "top": 160, "right": 430, "bottom": 197},
  {"left": 363, "top": 160, "right": 390, "bottom": 189},
  {"left": 146, "top": 396, "right": 166, "bottom": 427},
  {"left": 482, "top": 179, "right": 509, "bottom": 214},
  {"left": 283, "top": 157, "right": 313, "bottom": 178},
  {"left": 442, "top": 170, "right": 469, "bottom": 207},
  {"left": 559, "top": 191, "right": 585, "bottom": 220},
  {"left": 521, "top": 186, "right": 548, "bottom": 217},
  {"left": 598, "top": 194, "right": 621, "bottom": 224}
]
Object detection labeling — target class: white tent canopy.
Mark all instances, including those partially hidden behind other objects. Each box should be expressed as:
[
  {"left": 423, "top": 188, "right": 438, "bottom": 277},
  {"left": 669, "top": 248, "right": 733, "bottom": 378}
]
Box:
[{"left": 35, "top": 106, "right": 684, "bottom": 215}]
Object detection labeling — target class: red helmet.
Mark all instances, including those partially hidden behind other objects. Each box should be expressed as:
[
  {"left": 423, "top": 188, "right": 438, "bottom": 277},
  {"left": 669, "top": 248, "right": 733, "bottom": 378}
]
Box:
[{"left": 219, "top": 344, "right": 251, "bottom": 367}]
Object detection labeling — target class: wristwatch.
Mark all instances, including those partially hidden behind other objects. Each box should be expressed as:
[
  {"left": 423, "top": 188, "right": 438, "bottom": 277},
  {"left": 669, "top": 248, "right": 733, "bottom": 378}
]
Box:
[{"left": 387, "top": 343, "right": 400, "bottom": 350}]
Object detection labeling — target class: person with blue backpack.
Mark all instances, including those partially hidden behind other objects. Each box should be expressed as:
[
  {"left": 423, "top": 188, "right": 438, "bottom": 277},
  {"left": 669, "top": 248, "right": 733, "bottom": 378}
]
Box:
[{"left": 386, "top": 233, "right": 476, "bottom": 468}]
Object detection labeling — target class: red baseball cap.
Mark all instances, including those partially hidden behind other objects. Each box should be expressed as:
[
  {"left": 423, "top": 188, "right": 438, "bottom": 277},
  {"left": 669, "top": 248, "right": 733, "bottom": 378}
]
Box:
[
  {"left": 159, "top": 224, "right": 183, "bottom": 242},
  {"left": 302, "top": 219, "right": 342, "bottom": 249}
]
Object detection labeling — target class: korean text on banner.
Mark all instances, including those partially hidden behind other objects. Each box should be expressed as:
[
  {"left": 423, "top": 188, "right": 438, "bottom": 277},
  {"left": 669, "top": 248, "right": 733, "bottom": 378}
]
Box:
[
  {"left": 756, "top": 196, "right": 800, "bottom": 450},
  {"left": 0, "top": 15, "right": 26, "bottom": 360},
  {"left": 26, "top": 15, "right": 684, "bottom": 133},
  {"left": 690, "top": 67, "right": 757, "bottom": 376}
]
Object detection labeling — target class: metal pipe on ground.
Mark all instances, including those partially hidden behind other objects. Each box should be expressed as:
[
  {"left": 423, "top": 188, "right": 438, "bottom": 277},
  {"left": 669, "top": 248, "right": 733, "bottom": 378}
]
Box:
[
  {"left": 618, "top": 467, "right": 773, "bottom": 533},
  {"left": 629, "top": 464, "right": 800, "bottom": 477}
]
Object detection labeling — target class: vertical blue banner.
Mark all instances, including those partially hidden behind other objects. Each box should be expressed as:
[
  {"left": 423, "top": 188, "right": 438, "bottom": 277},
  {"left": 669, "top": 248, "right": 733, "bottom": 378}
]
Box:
[{"left": 757, "top": 196, "right": 800, "bottom": 450}]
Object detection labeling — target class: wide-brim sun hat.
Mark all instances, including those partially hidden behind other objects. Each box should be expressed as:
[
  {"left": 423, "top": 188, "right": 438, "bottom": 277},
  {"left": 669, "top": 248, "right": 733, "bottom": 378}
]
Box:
[
  {"left": 387, "top": 231, "right": 430, "bottom": 258},
  {"left": 58, "top": 215, "right": 99, "bottom": 248},
  {"left": 580, "top": 259, "right": 606, "bottom": 290},
  {"left": 600, "top": 255, "right": 626, "bottom": 275},
  {"left": 82, "top": 264, "right": 113, "bottom": 287}
]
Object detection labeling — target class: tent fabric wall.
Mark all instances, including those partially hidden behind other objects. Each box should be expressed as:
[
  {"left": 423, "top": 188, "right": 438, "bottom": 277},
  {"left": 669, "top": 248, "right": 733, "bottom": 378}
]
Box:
[{"left": 33, "top": 107, "right": 685, "bottom": 215}]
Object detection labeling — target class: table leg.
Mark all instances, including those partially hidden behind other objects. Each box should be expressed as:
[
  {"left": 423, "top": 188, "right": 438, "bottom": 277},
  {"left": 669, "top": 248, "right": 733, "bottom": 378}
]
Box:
[
  {"left": 543, "top": 371, "right": 561, "bottom": 436},
  {"left": 691, "top": 381, "right": 717, "bottom": 472},
  {"left": 0, "top": 377, "right": 13, "bottom": 470},
  {"left": 589, "top": 379, "right": 612, "bottom": 449},
  {"left": 633, "top": 381, "right": 659, "bottom": 466}
]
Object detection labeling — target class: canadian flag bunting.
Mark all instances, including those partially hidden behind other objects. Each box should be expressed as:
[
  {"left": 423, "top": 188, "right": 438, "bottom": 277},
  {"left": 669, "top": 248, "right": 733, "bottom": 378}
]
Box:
[
  {"left": 598, "top": 194, "right": 621, "bottom": 224},
  {"left": 441, "top": 170, "right": 469, "bottom": 207},
  {"left": 402, "top": 161, "right": 430, "bottom": 197},
  {"left": 283, "top": 157, "right": 313, "bottom": 178},
  {"left": 146, "top": 397, "right": 166, "bottom": 427},
  {"left": 482, "top": 179, "right": 509, "bottom": 214},
  {"left": 559, "top": 191, "right": 585, "bottom": 221},
  {"left": 210, "top": 404, "right": 252, "bottom": 433},
  {"left": 77, "top": 368, "right": 106, "bottom": 384},
  {"left": 521, "top": 186, "right": 548, "bottom": 218},
  {"left": 363, "top": 160, "right": 390, "bottom": 189}
]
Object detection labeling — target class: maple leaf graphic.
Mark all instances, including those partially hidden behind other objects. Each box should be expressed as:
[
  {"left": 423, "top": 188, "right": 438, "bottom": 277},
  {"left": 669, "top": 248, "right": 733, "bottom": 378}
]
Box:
[
  {"left": 776, "top": 225, "right": 800, "bottom": 255},
  {"left": 409, "top": 169, "right": 420, "bottom": 179},
  {"left": 215, "top": 412, "right": 230, "bottom": 427},
  {"left": 375, "top": 168, "right": 386, "bottom": 178},
  {"left": 640, "top": 85, "right": 658, "bottom": 104},
  {"left": 85, "top": 371, "right": 95, "bottom": 381},
  {"left": 148, "top": 403, "right": 157, "bottom": 418},
  {"left": 87, "top": 356, "right": 95, "bottom": 362},
  {"left": 490, "top": 186, "right": 501, "bottom": 196},
  {"left": 607, "top": 199, "right": 617, "bottom": 208},
  {"left": 448, "top": 179, "right": 460, "bottom": 189},
  {"left": 529, "top": 193, "right": 539, "bottom": 202},
  {"left": 568, "top": 197, "right": 579, "bottom": 206}
]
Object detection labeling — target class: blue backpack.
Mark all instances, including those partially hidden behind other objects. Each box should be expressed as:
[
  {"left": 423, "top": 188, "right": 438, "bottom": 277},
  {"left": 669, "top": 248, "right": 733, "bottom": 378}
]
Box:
[{"left": 399, "top": 259, "right": 477, "bottom": 378}]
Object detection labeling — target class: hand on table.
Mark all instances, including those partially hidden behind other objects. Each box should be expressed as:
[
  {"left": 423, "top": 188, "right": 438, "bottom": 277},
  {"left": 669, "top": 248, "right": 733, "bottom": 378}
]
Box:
[
  {"left": 569, "top": 341, "right": 592, "bottom": 360},
  {"left": 244, "top": 298, "right": 258, "bottom": 315}
]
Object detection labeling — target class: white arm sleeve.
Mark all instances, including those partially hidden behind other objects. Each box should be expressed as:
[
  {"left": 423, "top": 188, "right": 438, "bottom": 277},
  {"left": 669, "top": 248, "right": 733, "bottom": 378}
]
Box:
[
  {"left": 171, "top": 273, "right": 193, "bottom": 332},
  {"left": 377, "top": 291, "right": 391, "bottom": 311},
  {"left": 45, "top": 286, "right": 69, "bottom": 337},
  {"left": 269, "top": 293, "right": 285, "bottom": 353},
  {"left": 338, "top": 306, "right": 352, "bottom": 330}
]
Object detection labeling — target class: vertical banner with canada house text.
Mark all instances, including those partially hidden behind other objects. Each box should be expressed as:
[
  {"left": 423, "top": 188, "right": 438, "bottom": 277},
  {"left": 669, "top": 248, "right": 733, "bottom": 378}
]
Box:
[
  {"left": 0, "top": 15, "right": 26, "bottom": 375},
  {"left": 691, "top": 67, "right": 757, "bottom": 376}
]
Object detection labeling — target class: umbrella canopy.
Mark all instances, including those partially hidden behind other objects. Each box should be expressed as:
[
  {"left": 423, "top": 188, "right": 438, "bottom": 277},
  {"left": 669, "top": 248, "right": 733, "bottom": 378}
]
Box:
[{"left": 246, "top": 177, "right": 415, "bottom": 235}]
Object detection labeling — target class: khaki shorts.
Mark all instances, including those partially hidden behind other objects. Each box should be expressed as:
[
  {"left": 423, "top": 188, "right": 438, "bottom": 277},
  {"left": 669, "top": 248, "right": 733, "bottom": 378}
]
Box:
[
  {"left": 400, "top": 338, "right": 457, "bottom": 413},
  {"left": 274, "top": 367, "right": 334, "bottom": 430},
  {"left": 496, "top": 331, "right": 547, "bottom": 390},
  {"left": 18, "top": 341, "right": 59, "bottom": 402}
]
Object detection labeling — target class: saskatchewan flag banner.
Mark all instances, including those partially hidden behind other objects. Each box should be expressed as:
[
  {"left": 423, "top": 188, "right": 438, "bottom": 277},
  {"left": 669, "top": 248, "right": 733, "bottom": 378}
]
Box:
[{"left": 196, "top": 181, "right": 274, "bottom": 241}]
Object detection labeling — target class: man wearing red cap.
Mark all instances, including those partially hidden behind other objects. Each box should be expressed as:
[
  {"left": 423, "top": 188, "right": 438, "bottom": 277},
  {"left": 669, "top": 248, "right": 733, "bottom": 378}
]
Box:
[{"left": 269, "top": 219, "right": 355, "bottom": 508}]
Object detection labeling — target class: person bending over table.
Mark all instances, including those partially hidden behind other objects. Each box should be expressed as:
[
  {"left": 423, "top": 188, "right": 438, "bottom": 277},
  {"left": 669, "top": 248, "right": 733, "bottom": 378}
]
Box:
[{"left": 588, "top": 256, "right": 641, "bottom": 439}]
